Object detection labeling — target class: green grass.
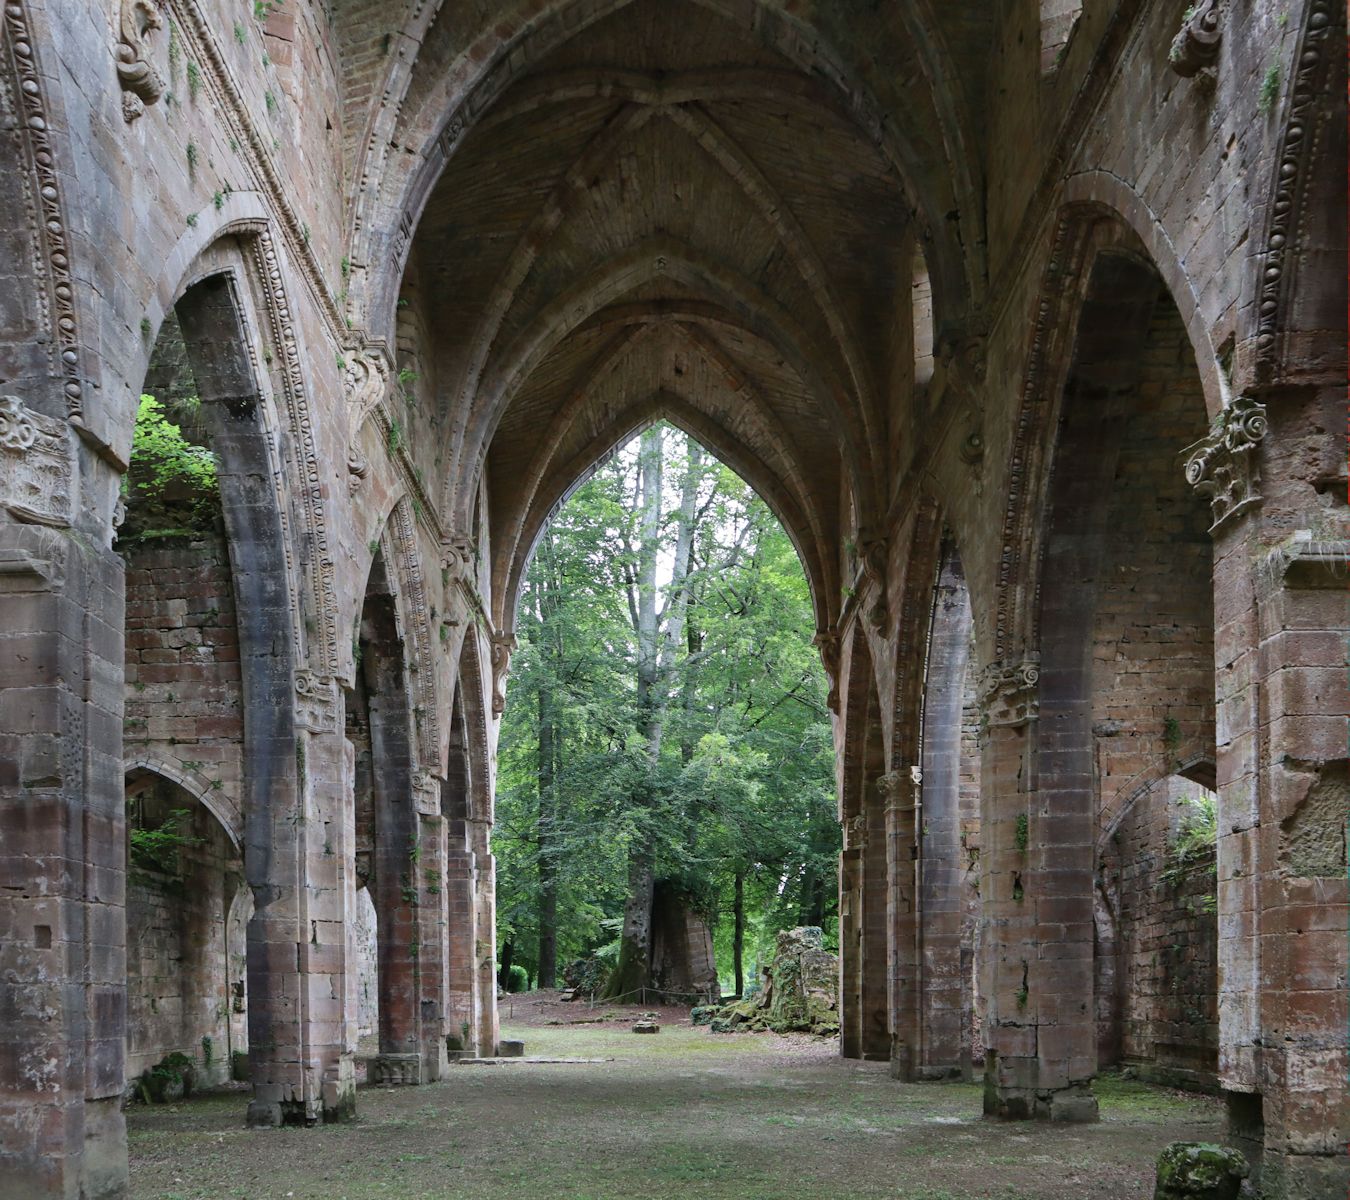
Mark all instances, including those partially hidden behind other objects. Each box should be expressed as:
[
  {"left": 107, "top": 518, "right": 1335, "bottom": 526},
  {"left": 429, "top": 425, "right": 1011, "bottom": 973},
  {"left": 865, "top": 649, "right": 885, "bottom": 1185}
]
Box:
[{"left": 128, "top": 1017, "right": 1222, "bottom": 1200}]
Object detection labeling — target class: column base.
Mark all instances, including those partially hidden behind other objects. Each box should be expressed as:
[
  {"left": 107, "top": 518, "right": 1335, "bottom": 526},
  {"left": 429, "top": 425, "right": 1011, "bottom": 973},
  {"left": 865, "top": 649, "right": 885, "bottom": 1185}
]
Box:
[
  {"left": 321, "top": 1055, "right": 357, "bottom": 1123},
  {"left": 370, "top": 1053, "right": 423, "bottom": 1086},
  {"left": 983, "top": 1054, "right": 1098, "bottom": 1122}
]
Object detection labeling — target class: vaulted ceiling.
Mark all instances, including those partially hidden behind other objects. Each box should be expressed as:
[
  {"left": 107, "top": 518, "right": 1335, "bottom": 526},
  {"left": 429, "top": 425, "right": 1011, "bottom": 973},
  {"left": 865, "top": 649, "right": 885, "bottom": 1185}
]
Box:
[{"left": 395, "top": 0, "right": 991, "bottom": 630}]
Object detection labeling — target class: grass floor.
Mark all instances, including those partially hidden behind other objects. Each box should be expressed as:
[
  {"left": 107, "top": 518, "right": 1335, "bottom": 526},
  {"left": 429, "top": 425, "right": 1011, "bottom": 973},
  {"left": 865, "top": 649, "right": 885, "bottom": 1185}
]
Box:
[{"left": 127, "top": 1005, "right": 1222, "bottom": 1200}]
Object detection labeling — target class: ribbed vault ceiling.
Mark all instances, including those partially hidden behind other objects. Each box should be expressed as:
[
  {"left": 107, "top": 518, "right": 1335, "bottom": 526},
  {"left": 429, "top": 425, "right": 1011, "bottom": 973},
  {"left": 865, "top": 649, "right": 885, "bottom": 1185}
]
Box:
[{"left": 403, "top": 0, "right": 978, "bottom": 631}]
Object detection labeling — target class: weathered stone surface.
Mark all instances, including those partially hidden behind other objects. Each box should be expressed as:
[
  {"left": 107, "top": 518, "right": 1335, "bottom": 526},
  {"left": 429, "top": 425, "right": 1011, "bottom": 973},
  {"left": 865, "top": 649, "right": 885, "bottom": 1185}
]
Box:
[
  {"left": 0, "top": 0, "right": 1345, "bottom": 1195},
  {"left": 1154, "top": 1142, "right": 1249, "bottom": 1200}
]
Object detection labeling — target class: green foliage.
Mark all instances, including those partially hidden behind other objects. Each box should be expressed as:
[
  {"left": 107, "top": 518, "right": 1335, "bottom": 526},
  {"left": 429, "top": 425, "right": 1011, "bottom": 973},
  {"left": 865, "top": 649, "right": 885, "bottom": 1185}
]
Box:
[
  {"left": 186, "top": 60, "right": 201, "bottom": 101},
  {"left": 1014, "top": 812, "right": 1028, "bottom": 852},
  {"left": 1163, "top": 793, "right": 1218, "bottom": 887},
  {"left": 504, "top": 963, "right": 529, "bottom": 993},
  {"left": 494, "top": 423, "right": 838, "bottom": 992},
  {"left": 1258, "top": 64, "right": 1280, "bottom": 114},
  {"left": 120, "top": 395, "right": 219, "bottom": 543},
  {"left": 128, "top": 806, "right": 201, "bottom": 875}
]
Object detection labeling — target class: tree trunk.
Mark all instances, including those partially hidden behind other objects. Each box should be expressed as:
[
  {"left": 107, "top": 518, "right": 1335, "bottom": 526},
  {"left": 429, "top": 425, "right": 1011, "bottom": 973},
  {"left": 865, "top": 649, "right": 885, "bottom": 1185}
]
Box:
[
  {"left": 535, "top": 534, "right": 561, "bottom": 989},
  {"left": 733, "top": 869, "right": 746, "bottom": 998},
  {"left": 605, "top": 850, "right": 655, "bottom": 1000},
  {"left": 497, "top": 939, "right": 514, "bottom": 992}
]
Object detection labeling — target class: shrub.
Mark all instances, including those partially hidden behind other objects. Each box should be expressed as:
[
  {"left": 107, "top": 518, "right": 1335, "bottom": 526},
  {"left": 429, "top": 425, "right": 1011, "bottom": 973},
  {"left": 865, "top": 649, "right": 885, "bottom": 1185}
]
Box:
[{"left": 504, "top": 963, "right": 529, "bottom": 993}]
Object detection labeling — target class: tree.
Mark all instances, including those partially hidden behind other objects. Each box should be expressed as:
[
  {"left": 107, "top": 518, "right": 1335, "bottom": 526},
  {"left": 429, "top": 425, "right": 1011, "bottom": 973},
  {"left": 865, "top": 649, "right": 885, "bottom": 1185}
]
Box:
[{"left": 492, "top": 422, "right": 839, "bottom": 996}]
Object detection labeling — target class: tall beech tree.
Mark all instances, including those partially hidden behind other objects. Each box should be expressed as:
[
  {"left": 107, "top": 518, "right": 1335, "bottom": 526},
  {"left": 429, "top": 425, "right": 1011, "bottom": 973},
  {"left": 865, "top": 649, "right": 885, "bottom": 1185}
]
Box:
[{"left": 493, "top": 424, "right": 838, "bottom": 994}]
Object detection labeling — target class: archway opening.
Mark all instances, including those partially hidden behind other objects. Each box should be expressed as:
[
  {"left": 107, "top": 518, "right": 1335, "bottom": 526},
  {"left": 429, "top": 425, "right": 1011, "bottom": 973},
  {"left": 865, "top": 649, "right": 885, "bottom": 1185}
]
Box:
[
  {"left": 123, "top": 769, "right": 248, "bottom": 1098},
  {"left": 493, "top": 421, "right": 839, "bottom": 1024}
]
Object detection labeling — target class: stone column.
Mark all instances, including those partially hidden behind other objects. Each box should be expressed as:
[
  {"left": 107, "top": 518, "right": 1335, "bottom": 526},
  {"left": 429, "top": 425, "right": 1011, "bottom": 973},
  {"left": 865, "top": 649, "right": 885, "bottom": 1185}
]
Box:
[
  {"left": 443, "top": 815, "right": 477, "bottom": 1056},
  {"left": 470, "top": 816, "right": 499, "bottom": 1056},
  {"left": 979, "top": 658, "right": 1096, "bottom": 1121},
  {"left": 881, "top": 769, "right": 919, "bottom": 1080},
  {"left": 0, "top": 398, "right": 128, "bottom": 1197},
  {"left": 838, "top": 832, "right": 863, "bottom": 1058},
  {"left": 368, "top": 691, "right": 421, "bottom": 1087},
  {"left": 860, "top": 785, "right": 890, "bottom": 1060},
  {"left": 412, "top": 772, "right": 449, "bottom": 1082},
  {"left": 293, "top": 680, "right": 356, "bottom": 1121},
  {"left": 1184, "top": 397, "right": 1350, "bottom": 1195}
]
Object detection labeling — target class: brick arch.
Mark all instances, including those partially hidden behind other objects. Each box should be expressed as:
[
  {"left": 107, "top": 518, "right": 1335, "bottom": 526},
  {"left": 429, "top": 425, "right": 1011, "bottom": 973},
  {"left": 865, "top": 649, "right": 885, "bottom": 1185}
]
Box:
[
  {"left": 125, "top": 758, "right": 242, "bottom": 855},
  {"left": 445, "top": 237, "right": 875, "bottom": 536},
  {"left": 496, "top": 390, "right": 832, "bottom": 637},
  {"left": 142, "top": 219, "right": 341, "bottom": 677},
  {"left": 350, "top": 0, "right": 978, "bottom": 340},
  {"left": 1097, "top": 750, "right": 1217, "bottom": 852},
  {"left": 489, "top": 320, "right": 827, "bottom": 603},
  {"left": 837, "top": 621, "right": 888, "bottom": 1060},
  {"left": 992, "top": 204, "right": 1219, "bottom": 665}
]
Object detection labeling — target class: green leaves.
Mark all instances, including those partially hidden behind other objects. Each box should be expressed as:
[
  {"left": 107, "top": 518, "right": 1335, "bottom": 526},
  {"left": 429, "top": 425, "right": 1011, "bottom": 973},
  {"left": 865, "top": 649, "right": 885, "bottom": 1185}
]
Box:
[
  {"left": 120, "top": 395, "right": 220, "bottom": 543},
  {"left": 495, "top": 422, "right": 838, "bottom": 988}
]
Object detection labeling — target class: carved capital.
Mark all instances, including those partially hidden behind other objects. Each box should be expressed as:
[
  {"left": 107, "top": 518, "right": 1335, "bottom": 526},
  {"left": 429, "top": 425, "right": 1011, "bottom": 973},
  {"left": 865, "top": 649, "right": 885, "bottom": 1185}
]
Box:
[
  {"left": 295, "top": 670, "right": 339, "bottom": 733},
  {"left": 0, "top": 396, "right": 74, "bottom": 528},
  {"left": 1180, "top": 397, "right": 1268, "bottom": 533},
  {"left": 412, "top": 769, "right": 441, "bottom": 817},
  {"left": 489, "top": 632, "right": 517, "bottom": 717},
  {"left": 857, "top": 531, "right": 888, "bottom": 627},
  {"left": 1167, "top": 0, "right": 1221, "bottom": 78},
  {"left": 813, "top": 628, "right": 841, "bottom": 714},
  {"left": 979, "top": 657, "right": 1040, "bottom": 728},
  {"left": 115, "top": 0, "right": 166, "bottom": 122}
]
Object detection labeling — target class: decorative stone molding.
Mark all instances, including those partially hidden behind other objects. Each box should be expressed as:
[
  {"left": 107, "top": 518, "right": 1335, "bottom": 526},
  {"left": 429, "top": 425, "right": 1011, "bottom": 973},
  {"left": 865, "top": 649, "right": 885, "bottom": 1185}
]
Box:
[
  {"left": 1180, "top": 397, "right": 1268, "bottom": 533},
  {"left": 1255, "top": 0, "right": 1336, "bottom": 372},
  {"left": 370, "top": 1054, "right": 422, "bottom": 1087},
  {"left": 979, "top": 658, "right": 1040, "bottom": 729},
  {"left": 294, "top": 670, "right": 339, "bottom": 733},
  {"left": 813, "top": 628, "right": 841, "bottom": 714},
  {"left": 1166, "top": 0, "right": 1221, "bottom": 80},
  {"left": 115, "top": 0, "right": 166, "bottom": 121},
  {"left": 489, "top": 631, "right": 517, "bottom": 717},
  {"left": 878, "top": 766, "right": 923, "bottom": 808},
  {"left": 858, "top": 532, "right": 888, "bottom": 627},
  {"left": 412, "top": 770, "right": 440, "bottom": 817},
  {"left": 4, "top": 2, "right": 86, "bottom": 422},
  {"left": 346, "top": 446, "right": 369, "bottom": 495},
  {"left": 0, "top": 396, "right": 74, "bottom": 527},
  {"left": 344, "top": 350, "right": 389, "bottom": 436},
  {"left": 843, "top": 812, "right": 866, "bottom": 851},
  {"left": 244, "top": 227, "right": 340, "bottom": 673}
]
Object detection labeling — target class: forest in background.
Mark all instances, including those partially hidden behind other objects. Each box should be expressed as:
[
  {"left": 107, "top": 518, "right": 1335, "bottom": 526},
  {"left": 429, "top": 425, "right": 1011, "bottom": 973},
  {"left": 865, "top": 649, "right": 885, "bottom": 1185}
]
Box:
[{"left": 493, "top": 423, "right": 839, "bottom": 998}]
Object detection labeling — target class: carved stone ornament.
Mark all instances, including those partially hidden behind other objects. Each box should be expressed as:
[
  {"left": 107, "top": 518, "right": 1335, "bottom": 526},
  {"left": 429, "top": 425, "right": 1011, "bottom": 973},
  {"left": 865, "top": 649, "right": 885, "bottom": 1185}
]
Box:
[
  {"left": 116, "top": 0, "right": 167, "bottom": 121},
  {"left": 346, "top": 446, "right": 369, "bottom": 495},
  {"left": 294, "top": 670, "right": 340, "bottom": 733},
  {"left": 813, "top": 628, "right": 841, "bottom": 713},
  {"left": 876, "top": 770, "right": 908, "bottom": 806},
  {"left": 979, "top": 657, "right": 1040, "bottom": 729},
  {"left": 412, "top": 769, "right": 440, "bottom": 817},
  {"left": 489, "top": 632, "right": 517, "bottom": 717},
  {"left": 344, "top": 351, "right": 389, "bottom": 435},
  {"left": 1180, "top": 397, "right": 1268, "bottom": 533},
  {"left": 844, "top": 812, "right": 867, "bottom": 851},
  {"left": 858, "top": 532, "right": 888, "bottom": 627},
  {"left": 0, "top": 396, "right": 75, "bottom": 528},
  {"left": 1167, "top": 0, "right": 1221, "bottom": 79}
]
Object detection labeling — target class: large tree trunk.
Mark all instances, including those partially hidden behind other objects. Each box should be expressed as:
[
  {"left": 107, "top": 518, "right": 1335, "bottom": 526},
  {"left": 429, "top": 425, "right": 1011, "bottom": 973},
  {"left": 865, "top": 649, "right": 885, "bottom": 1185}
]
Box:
[
  {"left": 607, "top": 430, "right": 704, "bottom": 999},
  {"left": 535, "top": 535, "right": 561, "bottom": 989},
  {"left": 733, "top": 869, "right": 746, "bottom": 998}
]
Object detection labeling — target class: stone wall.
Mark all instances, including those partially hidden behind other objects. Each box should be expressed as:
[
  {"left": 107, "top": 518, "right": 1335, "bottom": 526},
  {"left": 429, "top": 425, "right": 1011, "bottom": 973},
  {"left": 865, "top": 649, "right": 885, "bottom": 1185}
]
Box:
[
  {"left": 1102, "top": 776, "right": 1220, "bottom": 1091},
  {"left": 124, "top": 777, "right": 248, "bottom": 1092}
]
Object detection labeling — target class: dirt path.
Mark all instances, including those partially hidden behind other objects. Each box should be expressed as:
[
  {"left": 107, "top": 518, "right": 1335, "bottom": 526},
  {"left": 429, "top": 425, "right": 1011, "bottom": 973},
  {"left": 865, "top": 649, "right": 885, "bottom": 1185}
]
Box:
[{"left": 128, "top": 995, "right": 1222, "bottom": 1199}]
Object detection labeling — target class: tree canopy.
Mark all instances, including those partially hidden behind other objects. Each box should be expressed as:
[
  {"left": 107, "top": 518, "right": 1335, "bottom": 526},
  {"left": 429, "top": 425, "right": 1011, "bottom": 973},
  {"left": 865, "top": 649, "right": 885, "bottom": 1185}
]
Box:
[{"left": 494, "top": 423, "right": 839, "bottom": 995}]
